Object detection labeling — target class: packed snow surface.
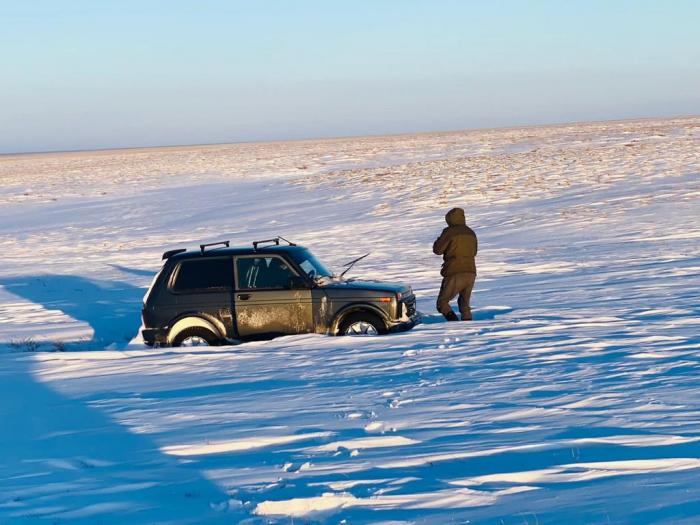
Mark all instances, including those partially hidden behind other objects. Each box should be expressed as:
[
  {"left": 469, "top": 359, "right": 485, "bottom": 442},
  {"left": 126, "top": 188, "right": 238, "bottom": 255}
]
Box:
[{"left": 1, "top": 117, "right": 699, "bottom": 524}]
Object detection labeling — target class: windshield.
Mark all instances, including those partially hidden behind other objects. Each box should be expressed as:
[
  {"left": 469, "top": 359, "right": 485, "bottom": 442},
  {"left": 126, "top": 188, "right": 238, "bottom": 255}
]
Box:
[{"left": 292, "top": 250, "right": 333, "bottom": 280}]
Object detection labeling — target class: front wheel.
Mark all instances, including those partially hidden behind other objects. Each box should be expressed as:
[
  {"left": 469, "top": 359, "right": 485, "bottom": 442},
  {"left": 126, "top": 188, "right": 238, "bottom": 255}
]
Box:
[
  {"left": 338, "top": 312, "right": 386, "bottom": 336},
  {"left": 171, "top": 327, "right": 220, "bottom": 347}
]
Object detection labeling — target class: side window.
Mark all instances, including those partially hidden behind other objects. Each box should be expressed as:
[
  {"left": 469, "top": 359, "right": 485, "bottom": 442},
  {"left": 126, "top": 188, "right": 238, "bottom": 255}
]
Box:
[
  {"left": 237, "top": 257, "right": 296, "bottom": 290},
  {"left": 172, "top": 258, "right": 233, "bottom": 292}
]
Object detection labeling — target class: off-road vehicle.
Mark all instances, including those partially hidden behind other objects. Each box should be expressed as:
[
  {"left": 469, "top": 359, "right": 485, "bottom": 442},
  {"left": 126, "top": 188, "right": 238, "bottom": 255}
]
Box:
[{"left": 141, "top": 238, "right": 419, "bottom": 346}]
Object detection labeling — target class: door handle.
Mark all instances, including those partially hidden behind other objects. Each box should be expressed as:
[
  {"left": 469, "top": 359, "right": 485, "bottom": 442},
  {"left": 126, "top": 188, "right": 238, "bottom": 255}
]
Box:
[{"left": 237, "top": 293, "right": 251, "bottom": 300}]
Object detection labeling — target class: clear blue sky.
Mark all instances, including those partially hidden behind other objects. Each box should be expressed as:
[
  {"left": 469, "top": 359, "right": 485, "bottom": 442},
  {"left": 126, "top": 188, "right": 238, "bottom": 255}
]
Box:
[{"left": 1, "top": 0, "right": 698, "bottom": 153}]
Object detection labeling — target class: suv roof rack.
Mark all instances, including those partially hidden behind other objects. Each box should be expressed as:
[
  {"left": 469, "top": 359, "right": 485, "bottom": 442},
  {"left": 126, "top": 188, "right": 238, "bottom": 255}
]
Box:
[
  {"left": 253, "top": 236, "right": 297, "bottom": 250},
  {"left": 199, "top": 240, "right": 230, "bottom": 254}
]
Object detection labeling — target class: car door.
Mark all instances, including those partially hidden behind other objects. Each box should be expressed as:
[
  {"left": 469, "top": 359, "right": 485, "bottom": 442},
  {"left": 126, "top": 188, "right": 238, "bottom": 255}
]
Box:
[
  {"left": 168, "top": 256, "right": 235, "bottom": 337},
  {"left": 233, "top": 255, "right": 313, "bottom": 338}
]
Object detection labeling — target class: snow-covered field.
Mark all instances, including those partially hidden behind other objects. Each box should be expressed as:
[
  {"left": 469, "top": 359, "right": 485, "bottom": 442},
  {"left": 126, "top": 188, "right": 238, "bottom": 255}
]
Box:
[{"left": 1, "top": 117, "right": 699, "bottom": 524}]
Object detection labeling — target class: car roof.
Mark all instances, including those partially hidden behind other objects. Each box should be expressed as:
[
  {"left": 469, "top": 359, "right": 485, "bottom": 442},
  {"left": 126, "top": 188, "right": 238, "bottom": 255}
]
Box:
[{"left": 166, "top": 244, "right": 309, "bottom": 262}]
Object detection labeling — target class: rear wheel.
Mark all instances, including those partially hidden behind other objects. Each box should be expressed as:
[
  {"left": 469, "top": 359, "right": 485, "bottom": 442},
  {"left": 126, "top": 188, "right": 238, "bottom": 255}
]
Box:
[
  {"left": 338, "top": 312, "right": 386, "bottom": 336},
  {"left": 171, "top": 327, "right": 220, "bottom": 347}
]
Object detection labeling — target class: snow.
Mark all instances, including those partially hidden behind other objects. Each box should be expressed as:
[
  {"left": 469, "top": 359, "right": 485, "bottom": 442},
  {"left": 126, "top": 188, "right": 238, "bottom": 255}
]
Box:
[
  {"left": 1, "top": 117, "right": 699, "bottom": 523},
  {"left": 451, "top": 458, "right": 700, "bottom": 485},
  {"left": 254, "top": 485, "right": 537, "bottom": 518},
  {"left": 313, "top": 436, "right": 421, "bottom": 453},
  {"left": 162, "top": 432, "right": 335, "bottom": 456}
]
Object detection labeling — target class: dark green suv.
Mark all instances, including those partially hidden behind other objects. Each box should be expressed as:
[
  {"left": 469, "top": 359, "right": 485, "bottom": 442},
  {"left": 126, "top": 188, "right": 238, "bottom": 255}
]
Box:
[{"left": 141, "top": 238, "right": 419, "bottom": 346}]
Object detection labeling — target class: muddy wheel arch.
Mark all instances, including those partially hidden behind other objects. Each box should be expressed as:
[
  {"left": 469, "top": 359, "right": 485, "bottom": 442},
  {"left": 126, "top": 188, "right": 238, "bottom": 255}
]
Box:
[
  {"left": 167, "top": 314, "right": 226, "bottom": 345},
  {"left": 332, "top": 304, "right": 389, "bottom": 335}
]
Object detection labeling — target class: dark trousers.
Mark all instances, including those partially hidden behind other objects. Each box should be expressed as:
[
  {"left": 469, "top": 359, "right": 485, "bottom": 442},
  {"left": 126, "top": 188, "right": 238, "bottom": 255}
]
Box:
[{"left": 436, "top": 272, "right": 476, "bottom": 320}]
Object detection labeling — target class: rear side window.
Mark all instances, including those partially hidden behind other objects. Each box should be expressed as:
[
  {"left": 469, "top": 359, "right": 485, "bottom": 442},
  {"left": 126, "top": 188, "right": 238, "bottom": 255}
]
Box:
[{"left": 172, "top": 258, "right": 233, "bottom": 292}]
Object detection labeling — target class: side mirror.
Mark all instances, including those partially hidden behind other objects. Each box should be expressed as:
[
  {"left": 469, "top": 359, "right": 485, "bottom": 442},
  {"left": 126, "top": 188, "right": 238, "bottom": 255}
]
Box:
[{"left": 287, "top": 275, "right": 310, "bottom": 289}]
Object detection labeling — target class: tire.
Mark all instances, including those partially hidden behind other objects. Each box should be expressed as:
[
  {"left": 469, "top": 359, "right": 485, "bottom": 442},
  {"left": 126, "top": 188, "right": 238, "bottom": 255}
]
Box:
[
  {"left": 170, "top": 327, "right": 220, "bottom": 347},
  {"left": 338, "top": 312, "right": 386, "bottom": 337}
]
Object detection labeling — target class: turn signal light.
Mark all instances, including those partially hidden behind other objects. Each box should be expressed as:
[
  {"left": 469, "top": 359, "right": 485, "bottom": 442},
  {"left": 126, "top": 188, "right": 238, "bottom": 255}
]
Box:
[{"left": 379, "top": 297, "right": 392, "bottom": 303}]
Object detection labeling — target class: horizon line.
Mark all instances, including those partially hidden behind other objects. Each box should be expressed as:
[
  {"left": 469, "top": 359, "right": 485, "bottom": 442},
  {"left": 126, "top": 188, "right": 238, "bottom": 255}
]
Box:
[{"left": 2, "top": 113, "right": 697, "bottom": 158}]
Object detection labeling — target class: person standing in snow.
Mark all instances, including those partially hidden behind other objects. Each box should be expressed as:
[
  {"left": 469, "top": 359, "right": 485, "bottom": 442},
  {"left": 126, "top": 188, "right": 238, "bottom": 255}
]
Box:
[{"left": 433, "top": 207, "right": 478, "bottom": 321}]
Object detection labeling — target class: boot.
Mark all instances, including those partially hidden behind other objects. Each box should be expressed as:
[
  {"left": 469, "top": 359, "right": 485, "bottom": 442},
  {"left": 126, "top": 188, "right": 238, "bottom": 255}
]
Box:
[{"left": 443, "top": 311, "right": 459, "bottom": 322}]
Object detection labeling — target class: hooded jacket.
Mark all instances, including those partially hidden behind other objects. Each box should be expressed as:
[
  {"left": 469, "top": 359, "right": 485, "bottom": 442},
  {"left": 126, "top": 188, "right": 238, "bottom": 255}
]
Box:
[{"left": 432, "top": 207, "right": 478, "bottom": 277}]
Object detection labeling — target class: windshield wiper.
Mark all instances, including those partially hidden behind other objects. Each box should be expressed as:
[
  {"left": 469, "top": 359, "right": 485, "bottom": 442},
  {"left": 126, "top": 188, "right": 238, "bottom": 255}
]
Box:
[{"left": 340, "top": 253, "right": 370, "bottom": 278}]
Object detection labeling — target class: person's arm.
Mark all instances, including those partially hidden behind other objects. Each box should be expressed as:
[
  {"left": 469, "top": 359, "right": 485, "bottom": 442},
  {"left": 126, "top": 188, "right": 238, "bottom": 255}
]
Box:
[
  {"left": 433, "top": 228, "right": 450, "bottom": 255},
  {"left": 466, "top": 226, "right": 478, "bottom": 255}
]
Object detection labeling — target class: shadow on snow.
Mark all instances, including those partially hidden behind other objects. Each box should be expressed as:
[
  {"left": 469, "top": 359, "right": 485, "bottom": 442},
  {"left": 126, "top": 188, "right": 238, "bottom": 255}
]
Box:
[
  {"left": 0, "top": 356, "right": 239, "bottom": 524},
  {"left": 0, "top": 274, "right": 145, "bottom": 349}
]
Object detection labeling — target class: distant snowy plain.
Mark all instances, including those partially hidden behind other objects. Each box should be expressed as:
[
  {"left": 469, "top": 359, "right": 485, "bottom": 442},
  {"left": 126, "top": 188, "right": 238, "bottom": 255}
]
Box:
[{"left": 1, "top": 118, "right": 699, "bottom": 523}]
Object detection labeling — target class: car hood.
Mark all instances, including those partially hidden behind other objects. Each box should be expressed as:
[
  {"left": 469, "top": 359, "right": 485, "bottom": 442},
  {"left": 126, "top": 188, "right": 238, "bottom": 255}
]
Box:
[{"left": 320, "top": 279, "right": 410, "bottom": 295}]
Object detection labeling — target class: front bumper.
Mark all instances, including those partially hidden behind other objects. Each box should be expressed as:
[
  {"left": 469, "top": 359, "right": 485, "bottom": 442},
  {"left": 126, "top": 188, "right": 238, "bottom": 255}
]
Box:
[
  {"left": 388, "top": 312, "right": 422, "bottom": 333},
  {"left": 142, "top": 327, "right": 168, "bottom": 347}
]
